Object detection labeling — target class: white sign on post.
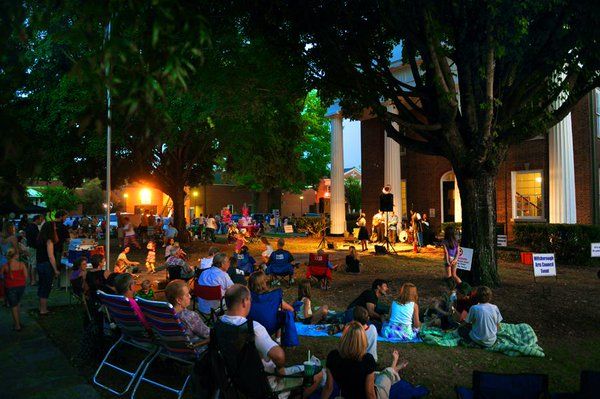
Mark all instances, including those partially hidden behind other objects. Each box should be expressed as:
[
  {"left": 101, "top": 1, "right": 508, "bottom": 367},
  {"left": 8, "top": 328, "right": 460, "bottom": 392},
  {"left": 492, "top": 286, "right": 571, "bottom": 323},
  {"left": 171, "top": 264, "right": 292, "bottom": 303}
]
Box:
[
  {"left": 456, "top": 247, "right": 474, "bottom": 271},
  {"left": 497, "top": 235, "right": 507, "bottom": 247},
  {"left": 284, "top": 225, "right": 294, "bottom": 234},
  {"left": 591, "top": 243, "right": 600, "bottom": 257},
  {"left": 429, "top": 208, "right": 436, "bottom": 218},
  {"left": 532, "top": 253, "right": 556, "bottom": 277}
]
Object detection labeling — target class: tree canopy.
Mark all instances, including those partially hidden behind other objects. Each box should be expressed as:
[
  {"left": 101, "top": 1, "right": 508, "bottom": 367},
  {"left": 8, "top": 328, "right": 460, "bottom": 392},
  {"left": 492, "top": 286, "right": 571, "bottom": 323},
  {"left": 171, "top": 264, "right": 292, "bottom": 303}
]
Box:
[{"left": 249, "top": 0, "right": 600, "bottom": 285}]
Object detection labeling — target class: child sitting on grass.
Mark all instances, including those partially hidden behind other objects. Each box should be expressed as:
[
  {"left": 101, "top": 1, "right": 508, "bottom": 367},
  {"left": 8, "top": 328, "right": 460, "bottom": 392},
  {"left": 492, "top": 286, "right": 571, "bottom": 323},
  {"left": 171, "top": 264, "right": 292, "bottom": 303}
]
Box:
[
  {"left": 353, "top": 305, "right": 378, "bottom": 362},
  {"left": 296, "top": 280, "right": 329, "bottom": 324},
  {"left": 382, "top": 283, "right": 421, "bottom": 340},
  {"left": 135, "top": 279, "right": 154, "bottom": 300},
  {"left": 458, "top": 286, "right": 503, "bottom": 347}
]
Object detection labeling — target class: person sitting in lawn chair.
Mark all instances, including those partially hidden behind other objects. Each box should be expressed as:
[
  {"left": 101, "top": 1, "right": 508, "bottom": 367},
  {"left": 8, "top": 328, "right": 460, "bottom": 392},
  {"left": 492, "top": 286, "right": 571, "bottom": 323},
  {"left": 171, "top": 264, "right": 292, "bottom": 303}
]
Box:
[
  {"left": 266, "top": 238, "right": 298, "bottom": 285},
  {"left": 236, "top": 246, "right": 256, "bottom": 276},
  {"left": 305, "top": 249, "right": 338, "bottom": 290}
]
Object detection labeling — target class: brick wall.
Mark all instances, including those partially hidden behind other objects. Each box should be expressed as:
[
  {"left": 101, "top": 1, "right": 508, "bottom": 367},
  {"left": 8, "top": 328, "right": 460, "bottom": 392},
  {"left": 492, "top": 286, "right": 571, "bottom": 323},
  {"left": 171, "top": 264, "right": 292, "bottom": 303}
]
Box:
[
  {"left": 571, "top": 94, "right": 594, "bottom": 224},
  {"left": 361, "top": 118, "right": 385, "bottom": 229}
]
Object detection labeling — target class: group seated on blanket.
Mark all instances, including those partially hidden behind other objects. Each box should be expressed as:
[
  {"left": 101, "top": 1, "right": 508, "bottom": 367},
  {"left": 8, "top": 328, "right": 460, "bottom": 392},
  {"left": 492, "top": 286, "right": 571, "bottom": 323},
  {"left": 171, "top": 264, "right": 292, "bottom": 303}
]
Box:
[
  {"left": 305, "top": 249, "right": 338, "bottom": 290},
  {"left": 424, "top": 280, "right": 476, "bottom": 330},
  {"left": 344, "top": 279, "right": 390, "bottom": 333},
  {"left": 381, "top": 283, "right": 422, "bottom": 341},
  {"left": 457, "top": 286, "right": 503, "bottom": 347}
]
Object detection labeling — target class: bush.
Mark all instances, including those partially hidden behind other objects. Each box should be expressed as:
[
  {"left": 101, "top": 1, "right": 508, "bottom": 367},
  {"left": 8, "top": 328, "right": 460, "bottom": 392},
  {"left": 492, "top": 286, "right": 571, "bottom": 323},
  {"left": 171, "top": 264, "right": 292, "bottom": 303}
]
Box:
[
  {"left": 294, "top": 216, "right": 327, "bottom": 236},
  {"left": 514, "top": 223, "right": 600, "bottom": 266}
]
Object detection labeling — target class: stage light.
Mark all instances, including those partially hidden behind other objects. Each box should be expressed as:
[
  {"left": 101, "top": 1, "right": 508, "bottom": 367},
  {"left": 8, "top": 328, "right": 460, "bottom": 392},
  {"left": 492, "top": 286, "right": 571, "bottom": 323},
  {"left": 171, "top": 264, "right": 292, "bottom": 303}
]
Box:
[
  {"left": 140, "top": 188, "right": 151, "bottom": 205},
  {"left": 193, "top": 191, "right": 199, "bottom": 197},
  {"left": 123, "top": 193, "right": 129, "bottom": 198}
]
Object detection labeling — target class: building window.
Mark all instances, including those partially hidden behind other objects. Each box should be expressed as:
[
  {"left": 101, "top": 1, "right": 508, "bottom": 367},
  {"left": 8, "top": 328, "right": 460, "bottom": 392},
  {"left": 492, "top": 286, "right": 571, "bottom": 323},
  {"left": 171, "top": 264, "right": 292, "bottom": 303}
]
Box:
[
  {"left": 512, "top": 170, "right": 544, "bottom": 220},
  {"left": 595, "top": 88, "right": 600, "bottom": 138},
  {"left": 401, "top": 179, "right": 407, "bottom": 219}
]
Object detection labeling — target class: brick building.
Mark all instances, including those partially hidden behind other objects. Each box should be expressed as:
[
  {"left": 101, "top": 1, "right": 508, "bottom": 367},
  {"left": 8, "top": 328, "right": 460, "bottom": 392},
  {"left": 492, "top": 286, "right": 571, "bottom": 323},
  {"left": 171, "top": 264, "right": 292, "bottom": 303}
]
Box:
[{"left": 327, "top": 64, "right": 600, "bottom": 239}]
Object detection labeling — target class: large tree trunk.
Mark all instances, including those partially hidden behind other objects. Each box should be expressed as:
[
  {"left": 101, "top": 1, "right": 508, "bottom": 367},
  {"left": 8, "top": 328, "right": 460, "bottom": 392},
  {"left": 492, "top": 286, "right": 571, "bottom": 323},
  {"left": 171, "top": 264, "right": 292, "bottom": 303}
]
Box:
[
  {"left": 454, "top": 170, "right": 500, "bottom": 287},
  {"left": 167, "top": 185, "right": 189, "bottom": 244}
]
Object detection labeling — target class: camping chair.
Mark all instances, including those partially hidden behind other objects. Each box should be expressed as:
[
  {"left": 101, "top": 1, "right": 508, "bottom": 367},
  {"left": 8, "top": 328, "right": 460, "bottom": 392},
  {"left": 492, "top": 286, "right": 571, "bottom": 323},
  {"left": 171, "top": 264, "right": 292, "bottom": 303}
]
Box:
[
  {"left": 236, "top": 252, "right": 255, "bottom": 275},
  {"left": 167, "top": 264, "right": 183, "bottom": 281},
  {"left": 248, "top": 289, "right": 284, "bottom": 336},
  {"left": 455, "top": 370, "right": 549, "bottom": 399},
  {"left": 193, "top": 284, "right": 225, "bottom": 324},
  {"left": 266, "top": 263, "right": 295, "bottom": 287},
  {"left": 305, "top": 253, "right": 332, "bottom": 290},
  {"left": 133, "top": 298, "right": 209, "bottom": 399},
  {"left": 93, "top": 290, "right": 157, "bottom": 397}
]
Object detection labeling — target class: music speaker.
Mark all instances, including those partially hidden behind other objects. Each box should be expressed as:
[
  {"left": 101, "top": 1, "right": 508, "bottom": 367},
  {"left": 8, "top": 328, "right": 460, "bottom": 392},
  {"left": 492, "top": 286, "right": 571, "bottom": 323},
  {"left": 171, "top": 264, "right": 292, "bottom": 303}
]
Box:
[
  {"left": 379, "top": 193, "right": 394, "bottom": 212},
  {"left": 327, "top": 242, "right": 335, "bottom": 249},
  {"left": 374, "top": 245, "right": 387, "bottom": 255}
]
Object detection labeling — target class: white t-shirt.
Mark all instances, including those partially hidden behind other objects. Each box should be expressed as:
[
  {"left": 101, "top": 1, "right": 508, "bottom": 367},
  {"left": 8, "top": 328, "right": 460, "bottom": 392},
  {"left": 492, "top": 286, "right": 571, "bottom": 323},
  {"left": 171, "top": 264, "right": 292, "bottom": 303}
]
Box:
[
  {"left": 124, "top": 223, "right": 135, "bottom": 237},
  {"left": 117, "top": 252, "right": 129, "bottom": 262},
  {"left": 219, "top": 315, "right": 278, "bottom": 370},
  {"left": 199, "top": 256, "right": 214, "bottom": 270},
  {"left": 262, "top": 245, "right": 274, "bottom": 259},
  {"left": 197, "top": 267, "right": 234, "bottom": 314},
  {"left": 364, "top": 324, "right": 379, "bottom": 362},
  {"left": 206, "top": 218, "right": 217, "bottom": 230},
  {"left": 467, "top": 303, "right": 503, "bottom": 347}
]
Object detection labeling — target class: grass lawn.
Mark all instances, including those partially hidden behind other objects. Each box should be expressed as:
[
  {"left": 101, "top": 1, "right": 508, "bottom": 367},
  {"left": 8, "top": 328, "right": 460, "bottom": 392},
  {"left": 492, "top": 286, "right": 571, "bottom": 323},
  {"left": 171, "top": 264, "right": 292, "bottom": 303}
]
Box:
[{"left": 35, "top": 236, "right": 600, "bottom": 398}]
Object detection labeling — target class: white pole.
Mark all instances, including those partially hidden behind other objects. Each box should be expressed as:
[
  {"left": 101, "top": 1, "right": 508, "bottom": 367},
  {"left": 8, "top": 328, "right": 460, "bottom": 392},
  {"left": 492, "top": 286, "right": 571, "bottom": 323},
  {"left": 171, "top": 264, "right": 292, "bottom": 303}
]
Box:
[{"left": 104, "top": 19, "right": 112, "bottom": 270}]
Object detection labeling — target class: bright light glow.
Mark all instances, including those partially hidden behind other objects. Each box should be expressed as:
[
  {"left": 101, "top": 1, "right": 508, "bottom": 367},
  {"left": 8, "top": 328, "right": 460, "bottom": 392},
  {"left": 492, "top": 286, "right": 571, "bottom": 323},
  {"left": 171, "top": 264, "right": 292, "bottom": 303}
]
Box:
[
  {"left": 299, "top": 196, "right": 304, "bottom": 200},
  {"left": 123, "top": 193, "right": 129, "bottom": 198},
  {"left": 535, "top": 176, "right": 542, "bottom": 183},
  {"left": 140, "top": 188, "right": 152, "bottom": 205},
  {"left": 192, "top": 191, "right": 199, "bottom": 197},
  {"left": 324, "top": 192, "right": 330, "bottom": 198}
]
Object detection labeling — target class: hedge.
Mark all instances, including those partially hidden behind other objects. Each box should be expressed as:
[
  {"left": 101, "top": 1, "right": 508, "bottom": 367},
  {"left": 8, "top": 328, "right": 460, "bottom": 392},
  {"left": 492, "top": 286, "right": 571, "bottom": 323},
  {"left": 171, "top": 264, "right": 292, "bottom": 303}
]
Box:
[
  {"left": 514, "top": 223, "right": 600, "bottom": 266},
  {"left": 293, "top": 216, "right": 328, "bottom": 237}
]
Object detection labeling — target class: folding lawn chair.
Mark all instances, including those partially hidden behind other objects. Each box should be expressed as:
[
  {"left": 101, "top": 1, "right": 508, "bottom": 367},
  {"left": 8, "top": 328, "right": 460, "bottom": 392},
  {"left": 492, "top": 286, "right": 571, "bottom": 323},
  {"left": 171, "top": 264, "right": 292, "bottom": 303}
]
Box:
[
  {"left": 236, "top": 252, "right": 255, "bottom": 275},
  {"left": 93, "top": 290, "right": 157, "bottom": 397},
  {"left": 248, "top": 289, "right": 284, "bottom": 336},
  {"left": 133, "top": 298, "right": 209, "bottom": 399},
  {"left": 455, "top": 370, "right": 549, "bottom": 399},
  {"left": 193, "top": 283, "right": 225, "bottom": 324},
  {"left": 305, "top": 253, "right": 332, "bottom": 290}
]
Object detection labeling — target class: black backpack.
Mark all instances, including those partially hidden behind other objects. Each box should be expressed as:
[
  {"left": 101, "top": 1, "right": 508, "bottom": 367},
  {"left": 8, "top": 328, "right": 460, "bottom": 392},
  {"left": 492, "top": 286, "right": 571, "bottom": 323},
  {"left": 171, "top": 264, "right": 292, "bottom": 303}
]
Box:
[{"left": 194, "top": 319, "right": 272, "bottom": 399}]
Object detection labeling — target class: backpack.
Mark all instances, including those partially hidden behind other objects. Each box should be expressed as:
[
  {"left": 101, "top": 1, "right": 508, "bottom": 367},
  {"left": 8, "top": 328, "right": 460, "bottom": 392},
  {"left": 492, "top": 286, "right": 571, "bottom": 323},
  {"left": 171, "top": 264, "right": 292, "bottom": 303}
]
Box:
[{"left": 194, "top": 319, "right": 272, "bottom": 399}]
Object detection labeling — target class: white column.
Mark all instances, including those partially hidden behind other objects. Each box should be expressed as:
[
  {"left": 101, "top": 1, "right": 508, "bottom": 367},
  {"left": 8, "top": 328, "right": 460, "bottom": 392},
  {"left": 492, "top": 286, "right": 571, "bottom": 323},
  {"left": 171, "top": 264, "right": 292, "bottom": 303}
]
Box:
[
  {"left": 385, "top": 105, "right": 402, "bottom": 218},
  {"left": 549, "top": 113, "right": 577, "bottom": 223},
  {"left": 329, "top": 113, "right": 346, "bottom": 234}
]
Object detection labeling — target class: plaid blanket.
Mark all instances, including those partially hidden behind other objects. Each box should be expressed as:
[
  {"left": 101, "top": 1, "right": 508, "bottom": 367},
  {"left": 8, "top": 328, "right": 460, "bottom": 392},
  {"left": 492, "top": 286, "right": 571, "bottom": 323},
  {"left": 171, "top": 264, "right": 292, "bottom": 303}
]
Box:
[{"left": 419, "top": 323, "right": 545, "bottom": 357}]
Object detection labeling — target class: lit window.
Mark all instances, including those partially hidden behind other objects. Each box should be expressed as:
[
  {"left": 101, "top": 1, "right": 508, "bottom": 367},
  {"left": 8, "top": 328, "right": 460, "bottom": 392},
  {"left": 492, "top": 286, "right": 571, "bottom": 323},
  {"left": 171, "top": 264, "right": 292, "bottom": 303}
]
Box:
[
  {"left": 512, "top": 171, "right": 544, "bottom": 219},
  {"left": 140, "top": 188, "right": 152, "bottom": 205}
]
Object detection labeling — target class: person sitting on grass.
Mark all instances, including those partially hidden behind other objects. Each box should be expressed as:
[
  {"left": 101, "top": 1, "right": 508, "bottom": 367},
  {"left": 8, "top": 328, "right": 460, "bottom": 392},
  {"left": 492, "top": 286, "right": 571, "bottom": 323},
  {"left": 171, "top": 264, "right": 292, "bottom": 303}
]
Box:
[
  {"left": 117, "top": 246, "right": 140, "bottom": 272},
  {"left": 345, "top": 279, "right": 390, "bottom": 332},
  {"left": 1, "top": 248, "right": 28, "bottom": 331},
  {"left": 345, "top": 246, "right": 361, "bottom": 274},
  {"left": 455, "top": 282, "right": 478, "bottom": 322},
  {"left": 323, "top": 321, "right": 408, "bottom": 399},
  {"left": 135, "top": 279, "right": 154, "bottom": 300},
  {"left": 296, "top": 280, "right": 330, "bottom": 324},
  {"left": 114, "top": 273, "right": 150, "bottom": 330},
  {"left": 165, "top": 279, "right": 210, "bottom": 342},
  {"left": 353, "top": 306, "right": 378, "bottom": 362},
  {"left": 425, "top": 280, "right": 459, "bottom": 330},
  {"left": 266, "top": 238, "right": 298, "bottom": 285},
  {"left": 458, "top": 286, "right": 503, "bottom": 347},
  {"left": 382, "top": 283, "right": 421, "bottom": 341}
]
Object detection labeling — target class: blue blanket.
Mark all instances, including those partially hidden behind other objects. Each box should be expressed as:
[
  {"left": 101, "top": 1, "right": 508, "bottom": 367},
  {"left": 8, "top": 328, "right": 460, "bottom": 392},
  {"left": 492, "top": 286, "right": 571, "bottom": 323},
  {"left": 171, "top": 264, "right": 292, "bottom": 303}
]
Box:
[{"left": 295, "top": 322, "right": 422, "bottom": 343}]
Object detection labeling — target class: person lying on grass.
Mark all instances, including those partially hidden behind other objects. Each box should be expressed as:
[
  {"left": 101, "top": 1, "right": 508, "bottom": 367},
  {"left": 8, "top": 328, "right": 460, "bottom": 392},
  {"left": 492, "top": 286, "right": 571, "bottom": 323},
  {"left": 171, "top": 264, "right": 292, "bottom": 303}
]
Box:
[
  {"left": 458, "top": 286, "right": 503, "bottom": 347},
  {"left": 322, "top": 321, "right": 408, "bottom": 399},
  {"left": 165, "top": 279, "right": 210, "bottom": 342}
]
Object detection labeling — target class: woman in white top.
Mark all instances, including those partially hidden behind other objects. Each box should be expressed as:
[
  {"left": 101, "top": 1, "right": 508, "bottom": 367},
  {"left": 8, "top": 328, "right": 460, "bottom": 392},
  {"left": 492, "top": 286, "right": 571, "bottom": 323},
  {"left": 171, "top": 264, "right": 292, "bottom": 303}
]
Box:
[
  {"left": 382, "top": 283, "right": 421, "bottom": 340},
  {"left": 260, "top": 236, "right": 274, "bottom": 264},
  {"left": 356, "top": 213, "right": 369, "bottom": 252}
]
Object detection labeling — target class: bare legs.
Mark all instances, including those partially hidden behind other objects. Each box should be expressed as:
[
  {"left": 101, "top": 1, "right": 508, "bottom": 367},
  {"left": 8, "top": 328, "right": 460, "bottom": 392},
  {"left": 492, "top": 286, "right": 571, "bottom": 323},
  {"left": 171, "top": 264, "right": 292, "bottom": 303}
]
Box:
[{"left": 11, "top": 304, "right": 22, "bottom": 330}]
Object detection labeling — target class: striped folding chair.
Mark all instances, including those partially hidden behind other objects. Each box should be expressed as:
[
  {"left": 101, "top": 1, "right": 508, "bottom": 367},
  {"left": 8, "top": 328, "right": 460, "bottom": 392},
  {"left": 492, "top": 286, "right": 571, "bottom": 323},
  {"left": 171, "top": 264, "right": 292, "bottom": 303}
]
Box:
[
  {"left": 93, "top": 290, "right": 157, "bottom": 397},
  {"left": 133, "top": 298, "right": 208, "bottom": 399}
]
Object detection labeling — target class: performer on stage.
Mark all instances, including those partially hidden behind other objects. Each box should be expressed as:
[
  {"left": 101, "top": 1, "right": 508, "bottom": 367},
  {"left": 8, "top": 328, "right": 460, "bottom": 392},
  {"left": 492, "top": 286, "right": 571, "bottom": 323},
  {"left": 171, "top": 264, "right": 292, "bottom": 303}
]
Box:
[
  {"left": 372, "top": 210, "right": 384, "bottom": 243},
  {"left": 387, "top": 210, "right": 399, "bottom": 244},
  {"left": 356, "top": 213, "right": 369, "bottom": 252}
]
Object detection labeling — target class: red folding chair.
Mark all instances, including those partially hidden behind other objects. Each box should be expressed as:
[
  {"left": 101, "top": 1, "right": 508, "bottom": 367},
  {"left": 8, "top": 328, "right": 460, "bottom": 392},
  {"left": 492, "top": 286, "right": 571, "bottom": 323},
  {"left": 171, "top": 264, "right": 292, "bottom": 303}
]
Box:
[
  {"left": 193, "top": 283, "right": 225, "bottom": 325},
  {"left": 305, "top": 253, "right": 332, "bottom": 290}
]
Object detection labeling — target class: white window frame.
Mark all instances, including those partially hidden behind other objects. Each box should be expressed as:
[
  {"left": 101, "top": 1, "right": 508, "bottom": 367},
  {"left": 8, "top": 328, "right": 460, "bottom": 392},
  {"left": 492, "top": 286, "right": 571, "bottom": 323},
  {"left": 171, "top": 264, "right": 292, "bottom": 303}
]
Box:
[{"left": 511, "top": 170, "right": 545, "bottom": 221}]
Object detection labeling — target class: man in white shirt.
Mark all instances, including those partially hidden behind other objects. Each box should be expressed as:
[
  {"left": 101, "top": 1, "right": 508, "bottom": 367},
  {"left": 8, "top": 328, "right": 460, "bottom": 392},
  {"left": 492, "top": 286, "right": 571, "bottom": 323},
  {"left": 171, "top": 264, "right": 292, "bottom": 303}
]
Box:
[
  {"left": 198, "top": 246, "right": 218, "bottom": 271},
  {"left": 197, "top": 252, "right": 234, "bottom": 314}
]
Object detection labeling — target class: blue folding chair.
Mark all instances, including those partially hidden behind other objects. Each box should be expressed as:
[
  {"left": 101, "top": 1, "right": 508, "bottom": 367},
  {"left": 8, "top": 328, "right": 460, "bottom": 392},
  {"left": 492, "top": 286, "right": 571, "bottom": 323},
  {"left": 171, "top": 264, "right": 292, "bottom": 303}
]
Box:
[
  {"left": 249, "top": 289, "right": 284, "bottom": 335},
  {"left": 236, "top": 252, "right": 256, "bottom": 275},
  {"left": 133, "top": 298, "right": 208, "bottom": 399},
  {"left": 93, "top": 290, "right": 157, "bottom": 397},
  {"left": 455, "top": 370, "right": 549, "bottom": 399}
]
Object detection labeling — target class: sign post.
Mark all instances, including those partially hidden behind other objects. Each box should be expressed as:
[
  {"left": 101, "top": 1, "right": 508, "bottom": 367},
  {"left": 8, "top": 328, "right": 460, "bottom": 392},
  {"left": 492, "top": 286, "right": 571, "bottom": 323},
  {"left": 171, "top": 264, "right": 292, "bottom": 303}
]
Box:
[
  {"left": 284, "top": 225, "right": 294, "bottom": 234},
  {"left": 532, "top": 253, "right": 557, "bottom": 281},
  {"left": 497, "top": 235, "right": 507, "bottom": 247},
  {"left": 591, "top": 243, "right": 600, "bottom": 258}
]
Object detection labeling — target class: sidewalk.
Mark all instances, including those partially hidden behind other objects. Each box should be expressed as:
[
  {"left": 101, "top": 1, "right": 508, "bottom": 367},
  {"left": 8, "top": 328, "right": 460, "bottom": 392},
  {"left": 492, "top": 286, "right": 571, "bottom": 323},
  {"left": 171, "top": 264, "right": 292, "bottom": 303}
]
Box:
[{"left": 0, "top": 286, "right": 100, "bottom": 399}]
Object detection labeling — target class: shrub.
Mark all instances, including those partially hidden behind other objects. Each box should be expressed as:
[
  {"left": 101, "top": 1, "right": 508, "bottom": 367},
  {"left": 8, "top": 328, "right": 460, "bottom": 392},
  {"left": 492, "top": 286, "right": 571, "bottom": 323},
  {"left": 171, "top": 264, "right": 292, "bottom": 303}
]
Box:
[
  {"left": 514, "top": 223, "right": 600, "bottom": 266},
  {"left": 294, "top": 216, "right": 328, "bottom": 236}
]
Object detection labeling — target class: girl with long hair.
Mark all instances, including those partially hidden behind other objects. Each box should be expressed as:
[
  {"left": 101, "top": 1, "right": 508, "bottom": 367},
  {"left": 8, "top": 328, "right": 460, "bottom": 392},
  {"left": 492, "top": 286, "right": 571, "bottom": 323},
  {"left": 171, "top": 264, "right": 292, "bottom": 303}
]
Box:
[{"left": 442, "top": 225, "right": 462, "bottom": 284}]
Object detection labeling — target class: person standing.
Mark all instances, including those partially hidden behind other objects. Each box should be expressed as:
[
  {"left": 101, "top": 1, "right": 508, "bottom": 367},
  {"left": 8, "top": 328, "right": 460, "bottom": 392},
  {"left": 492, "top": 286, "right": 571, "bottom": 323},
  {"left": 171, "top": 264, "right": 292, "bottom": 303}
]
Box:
[
  {"left": 36, "top": 221, "right": 60, "bottom": 315},
  {"left": 25, "top": 215, "right": 43, "bottom": 286},
  {"left": 1, "top": 248, "right": 28, "bottom": 331},
  {"left": 357, "top": 213, "right": 369, "bottom": 252},
  {"left": 442, "top": 225, "right": 462, "bottom": 285},
  {"left": 387, "top": 211, "right": 399, "bottom": 245},
  {"left": 372, "top": 211, "right": 384, "bottom": 243},
  {"left": 205, "top": 214, "right": 217, "bottom": 243},
  {"left": 123, "top": 216, "right": 141, "bottom": 249}
]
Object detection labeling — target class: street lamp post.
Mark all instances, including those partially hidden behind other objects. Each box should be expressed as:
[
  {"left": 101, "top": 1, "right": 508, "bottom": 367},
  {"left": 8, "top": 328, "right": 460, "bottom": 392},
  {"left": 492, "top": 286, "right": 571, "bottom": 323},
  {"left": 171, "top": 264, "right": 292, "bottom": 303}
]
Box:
[{"left": 299, "top": 195, "right": 304, "bottom": 216}]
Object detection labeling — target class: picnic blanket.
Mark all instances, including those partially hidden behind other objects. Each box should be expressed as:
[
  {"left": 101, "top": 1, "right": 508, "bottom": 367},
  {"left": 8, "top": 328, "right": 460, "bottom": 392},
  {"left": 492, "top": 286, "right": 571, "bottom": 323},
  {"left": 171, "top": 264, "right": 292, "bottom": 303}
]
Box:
[
  {"left": 419, "top": 323, "right": 545, "bottom": 357},
  {"left": 295, "top": 322, "right": 422, "bottom": 343}
]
